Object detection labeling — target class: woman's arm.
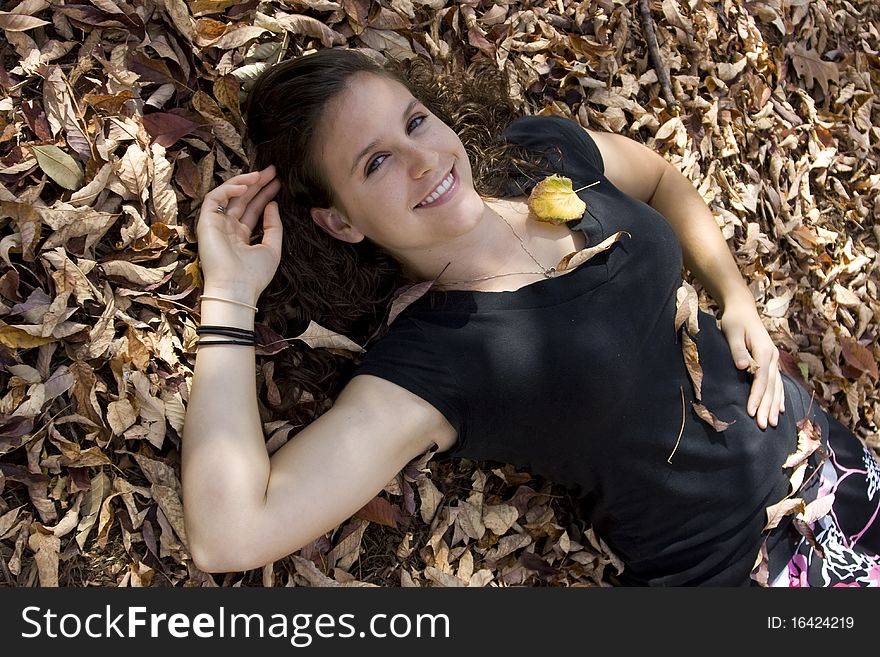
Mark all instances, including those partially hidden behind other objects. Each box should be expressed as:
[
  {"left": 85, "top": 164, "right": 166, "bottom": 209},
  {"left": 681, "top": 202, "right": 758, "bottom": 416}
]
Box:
[
  {"left": 184, "top": 371, "right": 453, "bottom": 572},
  {"left": 587, "top": 129, "right": 785, "bottom": 429},
  {"left": 183, "top": 170, "right": 455, "bottom": 572}
]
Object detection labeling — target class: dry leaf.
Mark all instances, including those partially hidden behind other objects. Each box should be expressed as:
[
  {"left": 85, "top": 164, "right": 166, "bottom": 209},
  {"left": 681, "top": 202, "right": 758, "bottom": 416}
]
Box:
[
  {"left": 764, "top": 497, "right": 805, "bottom": 531},
  {"left": 293, "top": 320, "right": 365, "bottom": 353},
  {"left": 840, "top": 335, "right": 878, "bottom": 379},
  {"left": 783, "top": 418, "right": 823, "bottom": 469},
  {"left": 692, "top": 402, "right": 735, "bottom": 431},
  {"left": 681, "top": 331, "right": 703, "bottom": 401},
  {"left": 28, "top": 530, "right": 60, "bottom": 586},
  {"left": 787, "top": 43, "right": 840, "bottom": 97},
  {"left": 556, "top": 230, "right": 629, "bottom": 271},
  {"left": 797, "top": 493, "right": 836, "bottom": 525},
  {"left": 674, "top": 280, "right": 700, "bottom": 335},
  {"left": 749, "top": 542, "right": 769, "bottom": 587},
  {"left": 353, "top": 495, "right": 402, "bottom": 528},
  {"left": 30, "top": 144, "right": 84, "bottom": 190}
]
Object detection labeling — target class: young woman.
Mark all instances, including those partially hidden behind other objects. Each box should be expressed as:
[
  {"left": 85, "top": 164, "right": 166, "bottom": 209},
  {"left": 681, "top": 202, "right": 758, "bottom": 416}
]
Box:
[{"left": 182, "top": 48, "right": 880, "bottom": 586}]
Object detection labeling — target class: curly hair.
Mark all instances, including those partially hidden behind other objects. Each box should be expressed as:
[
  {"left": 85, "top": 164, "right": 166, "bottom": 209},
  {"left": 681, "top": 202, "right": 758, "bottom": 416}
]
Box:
[{"left": 244, "top": 48, "right": 554, "bottom": 424}]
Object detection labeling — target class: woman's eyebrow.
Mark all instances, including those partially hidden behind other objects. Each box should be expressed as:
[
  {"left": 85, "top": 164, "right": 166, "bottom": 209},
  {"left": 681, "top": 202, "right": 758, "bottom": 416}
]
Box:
[{"left": 349, "top": 98, "right": 421, "bottom": 175}]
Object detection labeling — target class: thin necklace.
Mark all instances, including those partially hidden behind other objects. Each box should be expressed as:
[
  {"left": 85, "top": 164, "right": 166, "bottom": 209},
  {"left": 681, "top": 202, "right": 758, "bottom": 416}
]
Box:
[{"left": 434, "top": 208, "right": 558, "bottom": 288}]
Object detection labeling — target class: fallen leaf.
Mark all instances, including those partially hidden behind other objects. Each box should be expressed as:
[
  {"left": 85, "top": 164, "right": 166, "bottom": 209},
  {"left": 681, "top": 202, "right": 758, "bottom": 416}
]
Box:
[
  {"left": 840, "top": 335, "right": 878, "bottom": 379},
  {"left": 28, "top": 530, "right": 60, "bottom": 586},
  {"left": 783, "top": 418, "right": 823, "bottom": 469},
  {"left": 30, "top": 144, "right": 85, "bottom": 190},
  {"left": 787, "top": 43, "right": 840, "bottom": 97},
  {"left": 792, "top": 518, "right": 825, "bottom": 558},
  {"left": 764, "top": 497, "right": 805, "bottom": 531},
  {"left": 293, "top": 320, "right": 365, "bottom": 353},
  {"left": 482, "top": 504, "right": 519, "bottom": 535},
  {"left": 353, "top": 495, "right": 402, "bottom": 528},
  {"left": 527, "top": 174, "right": 588, "bottom": 224},
  {"left": 674, "top": 280, "right": 700, "bottom": 335},
  {"left": 692, "top": 402, "right": 735, "bottom": 431},
  {"left": 556, "top": 230, "right": 629, "bottom": 271},
  {"left": 797, "top": 493, "right": 835, "bottom": 525},
  {"left": 0, "top": 11, "right": 51, "bottom": 31},
  {"left": 416, "top": 476, "right": 443, "bottom": 524},
  {"left": 749, "top": 542, "right": 769, "bottom": 587},
  {"left": 387, "top": 279, "right": 436, "bottom": 327},
  {"left": 681, "top": 331, "right": 703, "bottom": 401}
]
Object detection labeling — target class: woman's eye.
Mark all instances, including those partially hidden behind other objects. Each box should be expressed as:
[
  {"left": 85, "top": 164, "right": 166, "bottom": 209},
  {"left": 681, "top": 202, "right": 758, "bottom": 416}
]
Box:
[
  {"left": 366, "top": 154, "right": 386, "bottom": 175},
  {"left": 365, "top": 115, "right": 427, "bottom": 176}
]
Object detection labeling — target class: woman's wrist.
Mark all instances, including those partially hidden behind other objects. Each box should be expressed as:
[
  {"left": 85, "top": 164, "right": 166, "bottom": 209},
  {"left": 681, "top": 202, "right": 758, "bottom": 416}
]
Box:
[
  {"left": 718, "top": 287, "right": 759, "bottom": 318},
  {"left": 201, "top": 282, "right": 262, "bottom": 308},
  {"left": 198, "top": 300, "right": 256, "bottom": 331}
]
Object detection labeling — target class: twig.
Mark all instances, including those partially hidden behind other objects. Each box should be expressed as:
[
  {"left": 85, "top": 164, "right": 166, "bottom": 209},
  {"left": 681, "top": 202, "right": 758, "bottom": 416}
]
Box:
[
  {"left": 667, "top": 386, "right": 686, "bottom": 464},
  {"left": 637, "top": 0, "right": 679, "bottom": 112}
]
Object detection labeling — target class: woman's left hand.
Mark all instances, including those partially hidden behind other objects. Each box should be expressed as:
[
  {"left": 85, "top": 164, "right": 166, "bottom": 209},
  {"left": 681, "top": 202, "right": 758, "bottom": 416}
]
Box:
[{"left": 719, "top": 297, "right": 785, "bottom": 429}]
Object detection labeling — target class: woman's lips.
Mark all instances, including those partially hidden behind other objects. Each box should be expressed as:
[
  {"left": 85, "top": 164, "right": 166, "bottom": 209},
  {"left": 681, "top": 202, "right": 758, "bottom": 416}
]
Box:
[{"left": 415, "top": 167, "right": 458, "bottom": 209}]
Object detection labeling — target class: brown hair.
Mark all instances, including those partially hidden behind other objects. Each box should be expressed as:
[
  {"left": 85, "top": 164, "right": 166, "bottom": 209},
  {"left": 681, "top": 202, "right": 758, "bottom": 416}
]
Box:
[{"left": 244, "top": 48, "right": 552, "bottom": 423}]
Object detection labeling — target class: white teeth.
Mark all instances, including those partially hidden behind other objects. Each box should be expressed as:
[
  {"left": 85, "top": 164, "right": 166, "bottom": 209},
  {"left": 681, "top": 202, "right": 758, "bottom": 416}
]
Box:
[{"left": 417, "top": 172, "right": 454, "bottom": 207}]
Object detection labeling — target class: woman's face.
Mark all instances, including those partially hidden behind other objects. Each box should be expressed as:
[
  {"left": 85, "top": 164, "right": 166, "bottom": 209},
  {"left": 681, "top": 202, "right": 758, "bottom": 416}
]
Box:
[{"left": 311, "top": 73, "right": 485, "bottom": 259}]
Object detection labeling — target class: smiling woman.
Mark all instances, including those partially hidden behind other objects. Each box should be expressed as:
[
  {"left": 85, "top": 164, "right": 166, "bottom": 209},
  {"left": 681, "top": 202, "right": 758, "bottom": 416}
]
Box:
[
  {"left": 182, "top": 47, "right": 880, "bottom": 586},
  {"left": 243, "top": 49, "right": 557, "bottom": 418}
]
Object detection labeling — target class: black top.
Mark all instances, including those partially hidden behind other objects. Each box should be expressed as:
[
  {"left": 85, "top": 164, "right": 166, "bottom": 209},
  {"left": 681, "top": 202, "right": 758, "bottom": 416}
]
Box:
[{"left": 356, "top": 115, "right": 827, "bottom": 586}]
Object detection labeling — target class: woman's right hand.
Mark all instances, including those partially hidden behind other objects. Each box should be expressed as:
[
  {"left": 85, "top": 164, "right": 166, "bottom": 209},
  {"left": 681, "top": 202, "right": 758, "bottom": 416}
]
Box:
[{"left": 195, "top": 165, "right": 283, "bottom": 304}]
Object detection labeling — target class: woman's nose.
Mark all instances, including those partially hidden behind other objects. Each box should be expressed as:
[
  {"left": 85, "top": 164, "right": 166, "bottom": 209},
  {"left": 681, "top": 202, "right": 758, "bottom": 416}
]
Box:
[{"left": 406, "top": 144, "right": 440, "bottom": 179}]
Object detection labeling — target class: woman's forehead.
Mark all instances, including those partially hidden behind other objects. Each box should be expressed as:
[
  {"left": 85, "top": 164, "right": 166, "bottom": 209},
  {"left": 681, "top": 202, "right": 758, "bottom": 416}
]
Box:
[
  {"left": 318, "top": 75, "right": 417, "bottom": 161},
  {"left": 331, "top": 73, "right": 413, "bottom": 120}
]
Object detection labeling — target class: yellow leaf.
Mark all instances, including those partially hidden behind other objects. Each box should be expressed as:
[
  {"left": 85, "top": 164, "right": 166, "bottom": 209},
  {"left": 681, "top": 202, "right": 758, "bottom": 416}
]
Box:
[
  {"left": 0, "top": 323, "right": 55, "bottom": 348},
  {"left": 527, "top": 174, "right": 587, "bottom": 224}
]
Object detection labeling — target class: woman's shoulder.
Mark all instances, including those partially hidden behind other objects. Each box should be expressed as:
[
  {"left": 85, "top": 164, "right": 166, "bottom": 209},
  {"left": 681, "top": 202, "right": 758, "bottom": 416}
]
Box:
[{"left": 503, "top": 114, "right": 605, "bottom": 175}]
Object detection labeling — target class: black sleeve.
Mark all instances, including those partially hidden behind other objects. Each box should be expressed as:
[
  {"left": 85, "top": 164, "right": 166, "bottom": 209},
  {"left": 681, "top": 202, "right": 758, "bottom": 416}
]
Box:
[
  {"left": 503, "top": 114, "right": 605, "bottom": 175},
  {"left": 354, "top": 318, "right": 466, "bottom": 439}
]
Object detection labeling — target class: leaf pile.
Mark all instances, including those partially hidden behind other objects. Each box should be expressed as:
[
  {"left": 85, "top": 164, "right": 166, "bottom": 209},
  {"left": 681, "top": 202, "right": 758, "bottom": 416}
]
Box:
[{"left": 1, "top": 0, "right": 879, "bottom": 587}]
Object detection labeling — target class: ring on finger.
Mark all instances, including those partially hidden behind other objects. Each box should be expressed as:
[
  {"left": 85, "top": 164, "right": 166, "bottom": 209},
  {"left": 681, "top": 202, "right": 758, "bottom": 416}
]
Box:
[{"left": 215, "top": 205, "right": 226, "bottom": 214}]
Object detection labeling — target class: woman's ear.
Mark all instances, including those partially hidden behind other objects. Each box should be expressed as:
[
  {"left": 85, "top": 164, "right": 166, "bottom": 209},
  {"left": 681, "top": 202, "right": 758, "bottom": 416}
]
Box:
[{"left": 309, "top": 207, "right": 365, "bottom": 243}]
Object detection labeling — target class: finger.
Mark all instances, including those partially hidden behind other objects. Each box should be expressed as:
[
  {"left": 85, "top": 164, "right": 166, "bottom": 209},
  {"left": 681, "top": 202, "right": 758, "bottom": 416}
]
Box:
[
  {"left": 202, "top": 181, "right": 260, "bottom": 219},
  {"left": 769, "top": 373, "right": 784, "bottom": 426},
  {"left": 748, "top": 369, "right": 769, "bottom": 424},
  {"left": 241, "top": 179, "right": 282, "bottom": 233},
  {"left": 754, "top": 350, "right": 779, "bottom": 428},
  {"left": 260, "top": 201, "right": 284, "bottom": 254},
  {"left": 746, "top": 347, "right": 772, "bottom": 417},
  {"left": 726, "top": 330, "right": 751, "bottom": 370},
  {"left": 222, "top": 166, "right": 274, "bottom": 189},
  {"left": 225, "top": 166, "right": 277, "bottom": 218},
  {"left": 780, "top": 374, "right": 786, "bottom": 413}
]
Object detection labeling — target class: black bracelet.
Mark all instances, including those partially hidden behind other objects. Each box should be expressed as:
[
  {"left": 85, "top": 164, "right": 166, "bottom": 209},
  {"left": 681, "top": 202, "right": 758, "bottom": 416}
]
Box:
[
  {"left": 196, "top": 325, "right": 256, "bottom": 340},
  {"left": 196, "top": 339, "right": 256, "bottom": 347}
]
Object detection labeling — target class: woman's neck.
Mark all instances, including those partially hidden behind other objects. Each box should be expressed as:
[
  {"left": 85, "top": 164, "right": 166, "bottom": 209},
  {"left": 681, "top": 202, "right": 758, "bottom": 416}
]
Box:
[{"left": 398, "top": 198, "right": 584, "bottom": 290}]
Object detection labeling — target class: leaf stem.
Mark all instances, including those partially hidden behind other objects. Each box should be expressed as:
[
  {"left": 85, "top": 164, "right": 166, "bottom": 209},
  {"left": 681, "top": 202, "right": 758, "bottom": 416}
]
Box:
[{"left": 573, "top": 181, "right": 600, "bottom": 193}]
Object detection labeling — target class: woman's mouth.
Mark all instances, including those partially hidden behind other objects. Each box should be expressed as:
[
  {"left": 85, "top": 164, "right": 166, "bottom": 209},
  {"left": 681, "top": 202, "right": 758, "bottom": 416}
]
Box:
[{"left": 415, "top": 168, "right": 458, "bottom": 209}]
